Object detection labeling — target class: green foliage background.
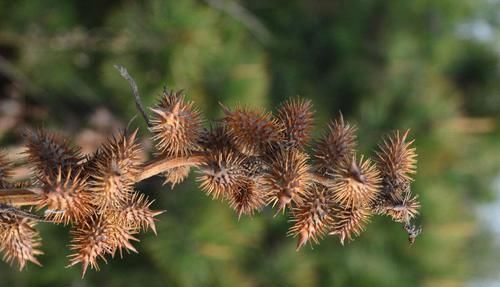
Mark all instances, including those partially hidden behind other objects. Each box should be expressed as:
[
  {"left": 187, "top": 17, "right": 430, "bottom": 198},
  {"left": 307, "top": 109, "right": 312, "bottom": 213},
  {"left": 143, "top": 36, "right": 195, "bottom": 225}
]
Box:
[{"left": 0, "top": 0, "right": 499, "bottom": 286}]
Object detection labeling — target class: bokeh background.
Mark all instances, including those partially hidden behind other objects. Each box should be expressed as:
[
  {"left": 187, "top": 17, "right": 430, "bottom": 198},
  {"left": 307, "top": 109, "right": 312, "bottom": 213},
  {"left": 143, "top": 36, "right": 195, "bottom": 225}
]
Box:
[{"left": 1, "top": 0, "right": 500, "bottom": 286}]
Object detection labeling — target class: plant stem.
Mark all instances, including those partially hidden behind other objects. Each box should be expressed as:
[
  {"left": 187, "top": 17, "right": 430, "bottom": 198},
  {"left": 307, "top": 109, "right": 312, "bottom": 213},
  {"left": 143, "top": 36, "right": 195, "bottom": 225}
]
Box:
[
  {"left": 134, "top": 153, "right": 206, "bottom": 182},
  {"left": 0, "top": 188, "right": 41, "bottom": 206},
  {"left": 0, "top": 152, "right": 331, "bottom": 207},
  {"left": 0, "top": 154, "right": 207, "bottom": 206}
]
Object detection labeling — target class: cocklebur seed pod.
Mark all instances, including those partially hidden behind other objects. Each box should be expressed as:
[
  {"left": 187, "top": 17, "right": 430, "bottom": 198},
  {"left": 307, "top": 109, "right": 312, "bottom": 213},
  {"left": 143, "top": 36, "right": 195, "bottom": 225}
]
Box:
[
  {"left": 228, "top": 179, "right": 266, "bottom": 219},
  {"left": 0, "top": 217, "right": 43, "bottom": 270},
  {"left": 331, "top": 155, "right": 381, "bottom": 208},
  {"left": 0, "top": 152, "right": 13, "bottom": 188},
  {"left": 262, "top": 148, "right": 311, "bottom": 212},
  {"left": 36, "top": 167, "right": 93, "bottom": 224},
  {"left": 24, "top": 129, "right": 83, "bottom": 179},
  {"left": 197, "top": 149, "right": 247, "bottom": 200},
  {"left": 150, "top": 89, "right": 202, "bottom": 156},
  {"left": 276, "top": 97, "right": 314, "bottom": 149},
  {"left": 376, "top": 130, "right": 417, "bottom": 186},
  {"left": 222, "top": 105, "right": 284, "bottom": 156},
  {"left": 89, "top": 130, "right": 142, "bottom": 209},
  {"left": 118, "top": 192, "right": 164, "bottom": 234},
  {"left": 329, "top": 205, "right": 371, "bottom": 245},
  {"left": 288, "top": 185, "right": 334, "bottom": 250},
  {"left": 314, "top": 114, "right": 357, "bottom": 176},
  {"left": 162, "top": 164, "right": 191, "bottom": 188}
]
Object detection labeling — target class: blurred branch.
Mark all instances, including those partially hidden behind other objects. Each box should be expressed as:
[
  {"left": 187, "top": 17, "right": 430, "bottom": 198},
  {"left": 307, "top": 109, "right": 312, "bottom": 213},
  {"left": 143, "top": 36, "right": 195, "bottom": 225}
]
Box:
[
  {"left": 114, "top": 64, "right": 152, "bottom": 128},
  {"left": 204, "top": 0, "right": 272, "bottom": 45}
]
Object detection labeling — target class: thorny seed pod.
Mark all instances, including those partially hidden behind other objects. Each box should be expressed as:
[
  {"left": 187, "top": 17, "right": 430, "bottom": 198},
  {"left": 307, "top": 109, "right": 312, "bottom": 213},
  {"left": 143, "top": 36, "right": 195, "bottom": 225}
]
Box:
[
  {"left": 118, "top": 193, "right": 164, "bottom": 234},
  {"left": 288, "top": 185, "right": 334, "bottom": 250},
  {"left": 198, "top": 124, "right": 234, "bottom": 152},
  {"left": 262, "top": 148, "right": 311, "bottom": 212},
  {"left": 36, "top": 167, "right": 93, "bottom": 224},
  {"left": 314, "top": 114, "right": 357, "bottom": 176},
  {"left": 102, "top": 211, "right": 140, "bottom": 258},
  {"left": 68, "top": 213, "right": 139, "bottom": 277},
  {"left": 150, "top": 89, "right": 202, "bottom": 156},
  {"left": 331, "top": 155, "right": 381, "bottom": 208},
  {"left": 24, "top": 129, "right": 83, "bottom": 178},
  {"left": 0, "top": 152, "right": 13, "bottom": 187},
  {"left": 373, "top": 189, "right": 420, "bottom": 223},
  {"left": 329, "top": 205, "right": 371, "bottom": 245},
  {"left": 162, "top": 165, "right": 191, "bottom": 188},
  {"left": 0, "top": 217, "right": 43, "bottom": 270},
  {"left": 228, "top": 179, "right": 266, "bottom": 219},
  {"left": 67, "top": 216, "right": 114, "bottom": 277},
  {"left": 222, "top": 105, "right": 283, "bottom": 156},
  {"left": 89, "top": 130, "right": 142, "bottom": 209},
  {"left": 197, "top": 149, "right": 247, "bottom": 199},
  {"left": 276, "top": 97, "right": 314, "bottom": 149},
  {"left": 377, "top": 130, "right": 417, "bottom": 186}
]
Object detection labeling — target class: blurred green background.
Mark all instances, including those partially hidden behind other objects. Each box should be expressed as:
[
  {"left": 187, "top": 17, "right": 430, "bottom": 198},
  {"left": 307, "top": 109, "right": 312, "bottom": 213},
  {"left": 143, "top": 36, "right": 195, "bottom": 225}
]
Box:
[{"left": 1, "top": 0, "right": 500, "bottom": 286}]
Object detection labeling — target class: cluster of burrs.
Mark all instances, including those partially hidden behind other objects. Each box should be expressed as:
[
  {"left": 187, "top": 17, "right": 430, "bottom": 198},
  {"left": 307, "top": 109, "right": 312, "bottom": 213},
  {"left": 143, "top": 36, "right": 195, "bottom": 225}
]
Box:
[{"left": 0, "top": 86, "right": 420, "bottom": 277}]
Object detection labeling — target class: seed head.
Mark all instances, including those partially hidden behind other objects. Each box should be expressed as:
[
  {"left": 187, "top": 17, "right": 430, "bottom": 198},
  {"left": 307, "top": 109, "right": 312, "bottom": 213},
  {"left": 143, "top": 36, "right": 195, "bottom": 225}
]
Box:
[
  {"left": 24, "top": 129, "right": 83, "bottom": 178},
  {"left": 377, "top": 130, "right": 417, "bottom": 186},
  {"left": 150, "top": 89, "right": 202, "bottom": 156},
  {"left": 288, "top": 185, "right": 334, "bottom": 250},
  {"left": 329, "top": 205, "right": 371, "bottom": 245},
  {"left": 228, "top": 179, "right": 266, "bottom": 219},
  {"left": 262, "top": 148, "right": 311, "bottom": 212},
  {"left": 331, "top": 155, "right": 381, "bottom": 208},
  {"left": 0, "top": 217, "right": 43, "bottom": 270},
  {"left": 198, "top": 124, "right": 234, "bottom": 152},
  {"left": 314, "top": 114, "right": 357, "bottom": 176},
  {"left": 68, "top": 213, "right": 139, "bottom": 277},
  {"left": 36, "top": 167, "right": 93, "bottom": 224},
  {"left": 276, "top": 97, "right": 314, "bottom": 148},
  {"left": 119, "top": 193, "right": 164, "bottom": 234},
  {"left": 0, "top": 151, "right": 13, "bottom": 187},
  {"left": 197, "top": 149, "right": 247, "bottom": 199},
  {"left": 222, "top": 105, "right": 283, "bottom": 155},
  {"left": 89, "top": 130, "right": 142, "bottom": 209},
  {"left": 373, "top": 190, "right": 420, "bottom": 223},
  {"left": 162, "top": 165, "right": 191, "bottom": 188}
]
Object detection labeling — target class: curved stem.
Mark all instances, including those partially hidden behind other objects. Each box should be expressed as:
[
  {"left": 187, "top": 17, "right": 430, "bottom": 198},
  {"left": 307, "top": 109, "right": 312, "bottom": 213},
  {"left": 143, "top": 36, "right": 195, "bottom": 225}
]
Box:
[
  {"left": 0, "top": 188, "right": 41, "bottom": 206},
  {"left": 0, "top": 154, "right": 208, "bottom": 206},
  {"left": 134, "top": 153, "right": 206, "bottom": 182}
]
